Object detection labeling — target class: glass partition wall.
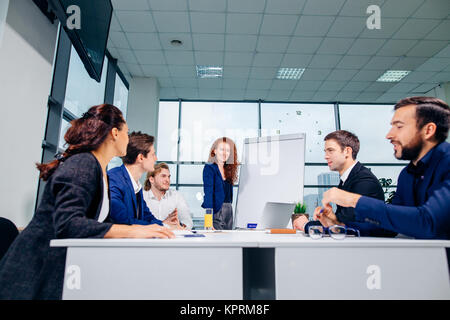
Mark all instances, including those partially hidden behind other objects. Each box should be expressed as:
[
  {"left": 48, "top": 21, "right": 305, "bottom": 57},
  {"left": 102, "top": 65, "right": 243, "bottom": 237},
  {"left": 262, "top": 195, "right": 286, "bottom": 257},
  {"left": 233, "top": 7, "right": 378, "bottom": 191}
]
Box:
[{"left": 157, "top": 100, "right": 401, "bottom": 229}]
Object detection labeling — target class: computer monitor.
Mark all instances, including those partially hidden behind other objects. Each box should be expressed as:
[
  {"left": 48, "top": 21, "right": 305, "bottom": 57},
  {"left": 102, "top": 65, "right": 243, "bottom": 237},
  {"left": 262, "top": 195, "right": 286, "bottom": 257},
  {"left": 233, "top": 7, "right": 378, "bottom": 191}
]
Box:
[{"left": 234, "top": 133, "right": 305, "bottom": 229}]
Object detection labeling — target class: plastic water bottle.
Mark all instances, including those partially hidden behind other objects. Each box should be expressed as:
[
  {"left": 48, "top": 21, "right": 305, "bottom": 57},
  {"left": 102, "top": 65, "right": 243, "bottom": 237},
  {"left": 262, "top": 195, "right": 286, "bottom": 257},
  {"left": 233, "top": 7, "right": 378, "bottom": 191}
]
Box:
[{"left": 204, "top": 208, "right": 213, "bottom": 230}]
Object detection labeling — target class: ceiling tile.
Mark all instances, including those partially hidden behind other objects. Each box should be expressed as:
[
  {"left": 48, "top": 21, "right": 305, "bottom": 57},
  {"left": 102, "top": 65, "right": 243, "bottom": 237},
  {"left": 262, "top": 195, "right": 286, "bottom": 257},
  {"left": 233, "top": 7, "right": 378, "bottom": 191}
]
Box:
[
  {"left": 226, "top": 13, "right": 263, "bottom": 34},
  {"left": 191, "top": 12, "right": 226, "bottom": 33},
  {"left": 198, "top": 78, "right": 222, "bottom": 89},
  {"left": 290, "top": 90, "right": 315, "bottom": 100},
  {"left": 265, "top": 0, "right": 306, "bottom": 14},
  {"left": 359, "top": 18, "right": 406, "bottom": 38},
  {"left": 249, "top": 67, "right": 278, "bottom": 79},
  {"left": 294, "top": 16, "right": 335, "bottom": 37},
  {"left": 140, "top": 64, "right": 170, "bottom": 77},
  {"left": 125, "top": 63, "right": 143, "bottom": 76},
  {"left": 228, "top": 0, "right": 266, "bottom": 13},
  {"left": 156, "top": 77, "right": 173, "bottom": 87},
  {"left": 392, "top": 19, "right": 441, "bottom": 40},
  {"left": 112, "top": 0, "right": 149, "bottom": 11},
  {"left": 148, "top": 0, "right": 188, "bottom": 11},
  {"left": 115, "top": 11, "right": 156, "bottom": 32},
  {"left": 134, "top": 50, "right": 165, "bottom": 64},
  {"left": 336, "top": 55, "right": 371, "bottom": 69},
  {"left": 223, "top": 66, "right": 251, "bottom": 78},
  {"left": 280, "top": 53, "right": 313, "bottom": 67},
  {"left": 313, "top": 91, "right": 338, "bottom": 101},
  {"left": 168, "top": 65, "right": 196, "bottom": 77},
  {"left": 389, "top": 57, "right": 428, "bottom": 70},
  {"left": 317, "top": 38, "right": 354, "bottom": 55},
  {"left": 117, "top": 48, "right": 138, "bottom": 64},
  {"left": 302, "top": 0, "right": 346, "bottom": 15},
  {"left": 193, "top": 34, "right": 225, "bottom": 51},
  {"left": 225, "top": 34, "right": 258, "bottom": 52},
  {"left": 295, "top": 80, "right": 323, "bottom": 91},
  {"left": 159, "top": 87, "right": 178, "bottom": 99},
  {"left": 362, "top": 56, "right": 399, "bottom": 70},
  {"left": 224, "top": 52, "right": 254, "bottom": 66},
  {"left": 347, "top": 38, "right": 386, "bottom": 55},
  {"left": 110, "top": 14, "right": 122, "bottom": 32},
  {"left": 245, "top": 89, "right": 268, "bottom": 100},
  {"left": 110, "top": 31, "right": 129, "bottom": 49},
  {"left": 221, "top": 89, "right": 245, "bottom": 100},
  {"left": 188, "top": 0, "right": 226, "bottom": 12},
  {"left": 194, "top": 51, "right": 224, "bottom": 65},
  {"left": 380, "top": 0, "right": 425, "bottom": 18},
  {"left": 301, "top": 68, "right": 331, "bottom": 80},
  {"left": 428, "top": 72, "right": 450, "bottom": 83},
  {"left": 319, "top": 81, "right": 346, "bottom": 91},
  {"left": 412, "top": 0, "right": 450, "bottom": 19},
  {"left": 308, "top": 55, "right": 343, "bottom": 68},
  {"left": 287, "top": 37, "right": 323, "bottom": 53},
  {"left": 411, "top": 83, "right": 439, "bottom": 93},
  {"left": 222, "top": 78, "right": 248, "bottom": 89},
  {"left": 415, "top": 57, "right": 450, "bottom": 71},
  {"left": 266, "top": 90, "right": 292, "bottom": 101},
  {"left": 327, "top": 17, "right": 366, "bottom": 38},
  {"left": 172, "top": 78, "right": 197, "bottom": 89},
  {"left": 338, "top": 0, "right": 384, "bottom": 17},
  {"left": 256, "top": 36, "right": 290, "bottom": 53},
  {"left": 159, "top": 33, "right": 193, "bottom": 51},
  {"left": 152, "top": 11, "right": 190, "bottom": 33},
  {"left": 388, "top": 82, "right": 421, "bottom": 93},
  {"left": 260, "top": 14, "right": 299, "bottom": 35},
  {"left": 335, "top": 91, "right": 360, "bottom": 101},
  {"left": 354, "top": 91, "right": 382, "bottom": 102},
  {"left": 425, "top": 20, "right": 450, "bottom": 41},
  {"left": 247, "top": 79, "right": 273, "bottom": 90},
  {"left": 127, "top": 33, "right": 161, "bottom": 50},
  {"left": 377, "top": 39, "right": 418, "bottom": 56},
  {"left": 406, "top": 40, "right": 449, "bottom": 57},
  {"left": 271, "top": 80, "right": 298, "bottom": 90},
  {"left": 364, "top": 82, "right": 396, "bottom": 92},
  {"left": 164, "top": 51, "right": 195, "bottom": 65},
  {"left": 326, "top": 68, "right": 358, "bottom": 81},
  {"left": 351, "top": 69, "right": 383, "bottom": 81},
  {"left": 252, "top": 52, "right": 284, "bottom": 67},
  {"left": 342, "top": 81, "right": 371, "bottom": 91},
  {"left": 401, "top": 71, "right": 435, "bottom": 83}
]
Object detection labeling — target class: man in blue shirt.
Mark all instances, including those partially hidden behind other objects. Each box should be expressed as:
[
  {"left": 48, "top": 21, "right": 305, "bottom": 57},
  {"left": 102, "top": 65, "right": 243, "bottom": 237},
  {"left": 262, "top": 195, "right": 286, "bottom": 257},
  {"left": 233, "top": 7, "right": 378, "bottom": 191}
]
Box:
[
  {"left": 108, "top": 131, "right": 180, "bottom": 228},
  {"left": 318, "top": 96, "right": 450, "bottom": 240}
]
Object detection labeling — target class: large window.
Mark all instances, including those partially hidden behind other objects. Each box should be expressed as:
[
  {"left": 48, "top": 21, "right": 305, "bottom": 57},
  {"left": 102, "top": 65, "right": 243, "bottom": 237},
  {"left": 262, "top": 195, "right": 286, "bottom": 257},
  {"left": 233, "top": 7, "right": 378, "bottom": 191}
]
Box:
[
  {"left": 157, "top": 100, "right": 402, "bottom": 224},
  {"left": 113, "top": 72, "right": 129, "bottom": 119}
]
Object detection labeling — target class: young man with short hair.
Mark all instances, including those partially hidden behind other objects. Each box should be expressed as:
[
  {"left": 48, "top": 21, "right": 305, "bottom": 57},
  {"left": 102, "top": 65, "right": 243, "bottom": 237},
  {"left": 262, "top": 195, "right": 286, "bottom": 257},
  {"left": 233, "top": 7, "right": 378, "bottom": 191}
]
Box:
[
  {"left": 320, "top": 97, "right": 450, "bottom": 239},
  {"left": 108, "top": 132, "right": 180, "bottom": 228},
  {"left": 293, "top": 130, "right": 396, "bottom": 237},
  {"left": 143, "top": 163, "right": 193, "bottom": 229}
]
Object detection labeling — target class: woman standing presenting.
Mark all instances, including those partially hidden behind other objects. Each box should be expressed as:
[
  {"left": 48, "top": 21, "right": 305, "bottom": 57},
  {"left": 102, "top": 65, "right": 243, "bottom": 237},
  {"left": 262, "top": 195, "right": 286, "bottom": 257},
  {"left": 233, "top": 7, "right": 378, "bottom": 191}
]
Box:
[
  {"left": 0, "top": 104, "right": 174, "bottom": 300},
  {"left": 202, "top": 137, "right": 239, "bottom": 230}
]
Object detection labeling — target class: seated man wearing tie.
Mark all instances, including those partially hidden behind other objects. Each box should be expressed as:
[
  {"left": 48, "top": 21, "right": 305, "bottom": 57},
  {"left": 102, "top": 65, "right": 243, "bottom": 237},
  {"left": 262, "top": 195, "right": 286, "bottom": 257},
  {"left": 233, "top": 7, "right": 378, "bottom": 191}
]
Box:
[
  {"left": 293, "top": 130, "right": 396, "bottom": 237},
  {"left": 108, "top": 131, "right": 180, "bottom": 228},
  {"left": 320, "top": 97, "right": 450, "bottom": 239}
]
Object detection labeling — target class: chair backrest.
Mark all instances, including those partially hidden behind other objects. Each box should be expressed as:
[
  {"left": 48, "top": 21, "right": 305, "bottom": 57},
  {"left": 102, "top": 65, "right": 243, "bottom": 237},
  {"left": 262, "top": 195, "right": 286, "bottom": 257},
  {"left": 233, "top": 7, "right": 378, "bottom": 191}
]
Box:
[{"left": 0, "top": 217, "right": 19, "bottom": 261}]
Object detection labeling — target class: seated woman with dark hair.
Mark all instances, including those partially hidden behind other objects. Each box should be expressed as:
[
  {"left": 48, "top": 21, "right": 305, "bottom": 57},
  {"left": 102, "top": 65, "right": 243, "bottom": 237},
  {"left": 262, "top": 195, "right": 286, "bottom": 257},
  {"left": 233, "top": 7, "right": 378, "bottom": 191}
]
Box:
[{"left": 0, "top": 104, "right": 174, "bottom": 300}]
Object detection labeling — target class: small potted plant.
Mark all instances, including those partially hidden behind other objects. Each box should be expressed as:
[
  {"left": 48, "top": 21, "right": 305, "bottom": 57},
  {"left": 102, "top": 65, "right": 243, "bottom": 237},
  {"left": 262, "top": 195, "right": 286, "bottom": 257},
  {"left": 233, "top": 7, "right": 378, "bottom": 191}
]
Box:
[{"left": 291, "top": 202, "right": 308, "bottom": 225}]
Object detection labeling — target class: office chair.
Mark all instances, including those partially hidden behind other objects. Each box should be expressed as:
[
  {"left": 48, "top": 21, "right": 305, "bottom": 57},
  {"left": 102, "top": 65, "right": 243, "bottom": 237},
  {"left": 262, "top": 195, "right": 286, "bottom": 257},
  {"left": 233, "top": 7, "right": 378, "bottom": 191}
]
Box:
[{"left": 0, "top": 217, "right": 19, "bottom": 261}]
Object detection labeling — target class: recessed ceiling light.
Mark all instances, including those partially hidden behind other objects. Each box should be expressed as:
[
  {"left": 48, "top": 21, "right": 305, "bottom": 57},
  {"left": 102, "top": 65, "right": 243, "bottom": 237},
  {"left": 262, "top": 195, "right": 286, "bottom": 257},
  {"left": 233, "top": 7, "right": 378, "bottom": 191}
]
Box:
[
  {"left": 376, "top": 70, "right": 411, "bottom": 82},
  {"left": 170, "top": 39, "right": 183, "bottom": 47},
  {"left": 196, "top": 65, "right": 223, "bottom": 78},
  {"left": 276, "top": 67, "right": 305, "bottom": 80}
]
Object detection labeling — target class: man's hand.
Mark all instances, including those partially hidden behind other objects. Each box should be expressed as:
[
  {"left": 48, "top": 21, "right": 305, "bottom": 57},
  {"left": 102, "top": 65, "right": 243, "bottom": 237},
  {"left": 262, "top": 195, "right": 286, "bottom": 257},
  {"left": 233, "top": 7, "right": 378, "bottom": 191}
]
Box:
[
  {"left": 313, "top": 205, "right": 342, "bottom": 228},
  {"left": 322, "top": 187, "right": 361, "bottom": 209}
]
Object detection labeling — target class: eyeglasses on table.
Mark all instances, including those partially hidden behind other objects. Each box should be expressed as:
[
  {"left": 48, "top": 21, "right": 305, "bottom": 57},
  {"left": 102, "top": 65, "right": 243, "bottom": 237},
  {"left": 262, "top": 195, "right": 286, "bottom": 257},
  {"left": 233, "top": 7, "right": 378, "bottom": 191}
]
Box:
[{"left": 308, "top": 225, "right": 360, "bottom": 240}]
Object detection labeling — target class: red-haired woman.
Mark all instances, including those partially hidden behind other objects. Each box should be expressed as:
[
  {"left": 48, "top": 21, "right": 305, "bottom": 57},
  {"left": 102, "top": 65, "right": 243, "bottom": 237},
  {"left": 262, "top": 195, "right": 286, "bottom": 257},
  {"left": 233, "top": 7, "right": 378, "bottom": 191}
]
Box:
[
  {"left": 201, "top": 137, "right": 239, "bottom": 230},
  {"left": 0, "top": 104, "right": 174, "bottom": 300}
]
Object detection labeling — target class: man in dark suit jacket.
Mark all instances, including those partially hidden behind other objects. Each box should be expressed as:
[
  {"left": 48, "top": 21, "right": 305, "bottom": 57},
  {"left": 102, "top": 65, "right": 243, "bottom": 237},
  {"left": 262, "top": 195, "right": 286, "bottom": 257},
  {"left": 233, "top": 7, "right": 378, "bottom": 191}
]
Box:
[
  {"left": 293, "top": 130, "right": 396, "bottom": 237},
  {"left": 321, "top": 97, "right": 450, "bottom": 240},
  {"left": 108, "top": 132, "right": 179, "bottom": 228}
]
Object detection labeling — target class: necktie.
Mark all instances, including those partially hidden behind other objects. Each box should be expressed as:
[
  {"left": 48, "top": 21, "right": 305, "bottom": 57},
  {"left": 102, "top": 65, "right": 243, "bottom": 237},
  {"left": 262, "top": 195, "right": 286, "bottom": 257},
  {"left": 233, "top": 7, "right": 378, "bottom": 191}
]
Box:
[{"left": 338, "top": 179, "right": 343, "bottom": 189}]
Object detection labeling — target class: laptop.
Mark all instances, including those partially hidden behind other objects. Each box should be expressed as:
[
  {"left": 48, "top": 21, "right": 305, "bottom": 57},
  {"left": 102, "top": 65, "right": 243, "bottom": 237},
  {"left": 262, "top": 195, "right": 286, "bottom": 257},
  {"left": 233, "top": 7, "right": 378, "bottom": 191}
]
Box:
[{"left": 258, "top": 202, "right": 296, "bottom": 229}]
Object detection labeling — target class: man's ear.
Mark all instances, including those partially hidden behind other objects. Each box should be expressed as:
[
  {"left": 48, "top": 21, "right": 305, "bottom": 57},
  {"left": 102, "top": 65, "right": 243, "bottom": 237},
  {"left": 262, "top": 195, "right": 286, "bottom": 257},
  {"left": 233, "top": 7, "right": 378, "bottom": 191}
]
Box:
[
  {"left": 344, "top": 146, "right": 352, "bottom": 158},
  {"left": 136, "top": 153, "right": 144, "bottom": 163},
  {"left": 422, "top": 122, "right": 437, "bottom": 141}
]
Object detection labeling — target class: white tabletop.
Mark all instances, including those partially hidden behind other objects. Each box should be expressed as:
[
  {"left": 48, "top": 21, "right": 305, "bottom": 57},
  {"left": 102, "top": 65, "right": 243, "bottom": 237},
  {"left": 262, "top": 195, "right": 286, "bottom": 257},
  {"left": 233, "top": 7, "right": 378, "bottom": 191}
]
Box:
[{"left": 50, "top": 230, "right": 450, "bottom": 248}]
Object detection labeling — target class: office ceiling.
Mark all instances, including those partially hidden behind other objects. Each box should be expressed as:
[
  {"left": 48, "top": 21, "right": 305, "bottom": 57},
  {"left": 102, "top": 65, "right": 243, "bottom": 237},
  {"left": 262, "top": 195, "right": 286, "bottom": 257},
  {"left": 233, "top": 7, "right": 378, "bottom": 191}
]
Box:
[{"left": 107, "top": 0, "right": 450, "bottom": 103}]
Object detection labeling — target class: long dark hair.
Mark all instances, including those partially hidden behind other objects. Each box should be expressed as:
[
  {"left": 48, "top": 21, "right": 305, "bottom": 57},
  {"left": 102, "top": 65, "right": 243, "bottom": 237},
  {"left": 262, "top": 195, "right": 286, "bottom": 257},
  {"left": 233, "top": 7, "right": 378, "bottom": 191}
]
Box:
[{"left": 36, "top": 104, "right": 125, "bottom": 181}]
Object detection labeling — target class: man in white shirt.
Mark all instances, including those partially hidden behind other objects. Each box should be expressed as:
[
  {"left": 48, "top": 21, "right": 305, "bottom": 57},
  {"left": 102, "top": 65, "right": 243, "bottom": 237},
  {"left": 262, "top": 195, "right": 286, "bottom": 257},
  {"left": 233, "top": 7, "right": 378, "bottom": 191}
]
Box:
[{"left": 143, "top": 163, "right": 193, "bottom": 229}]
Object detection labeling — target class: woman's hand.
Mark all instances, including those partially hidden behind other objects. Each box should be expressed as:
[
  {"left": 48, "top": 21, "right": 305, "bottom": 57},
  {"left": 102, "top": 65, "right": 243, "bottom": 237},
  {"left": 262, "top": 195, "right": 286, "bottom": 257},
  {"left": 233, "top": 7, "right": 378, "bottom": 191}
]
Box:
[{"left": 105, "top": 224, "right": 175, "bottom": 239}]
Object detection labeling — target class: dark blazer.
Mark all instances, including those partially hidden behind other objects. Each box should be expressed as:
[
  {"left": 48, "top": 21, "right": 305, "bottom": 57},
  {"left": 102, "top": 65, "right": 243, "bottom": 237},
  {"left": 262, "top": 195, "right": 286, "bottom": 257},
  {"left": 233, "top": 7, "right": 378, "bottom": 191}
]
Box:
[
  {"left": 306, "top": 162, "right": 397, "bottom": 237},
  {"left": 108, "top": 164, "right": 162, "bottom": 226},
  {"left": 355, "top": 142, "right": 450, "bottom": 239},
  {"left": 201, "top": 163, "right": 232, "bottom": 214},
  {"left": 0, "top": 153, "right": 113, "bottom": 300}
]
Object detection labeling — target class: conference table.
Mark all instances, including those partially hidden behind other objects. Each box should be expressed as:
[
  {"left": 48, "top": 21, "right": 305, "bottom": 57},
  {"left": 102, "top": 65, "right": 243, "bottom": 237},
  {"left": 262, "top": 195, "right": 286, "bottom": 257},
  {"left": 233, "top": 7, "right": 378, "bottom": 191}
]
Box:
[{"left": 50, "top": 230, "right": 450, "bottom": 300}]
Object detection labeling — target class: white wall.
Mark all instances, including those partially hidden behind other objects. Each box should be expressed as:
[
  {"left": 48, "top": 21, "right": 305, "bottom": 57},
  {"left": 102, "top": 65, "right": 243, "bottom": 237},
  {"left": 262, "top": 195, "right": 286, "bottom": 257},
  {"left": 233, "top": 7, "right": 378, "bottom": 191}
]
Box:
[
  {"left": 126, "top": 77, "right": 160, "bottom": 138},
  {"left": 0, "top": 0, "right": 57, "bottom": 227}
]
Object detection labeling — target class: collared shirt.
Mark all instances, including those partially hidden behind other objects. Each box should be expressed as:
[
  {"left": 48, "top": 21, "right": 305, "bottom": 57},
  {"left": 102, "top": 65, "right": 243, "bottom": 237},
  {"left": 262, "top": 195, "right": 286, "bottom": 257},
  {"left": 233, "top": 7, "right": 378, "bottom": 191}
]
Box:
[
  {"left": 340, "top": 161, "right": 358, "bottom": 185},
  {"left": 124, "top": 166, "right": 142, "bottom": 194},
  {"left": 143, "top": 189, "right": 193, "bottom": 229}
]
